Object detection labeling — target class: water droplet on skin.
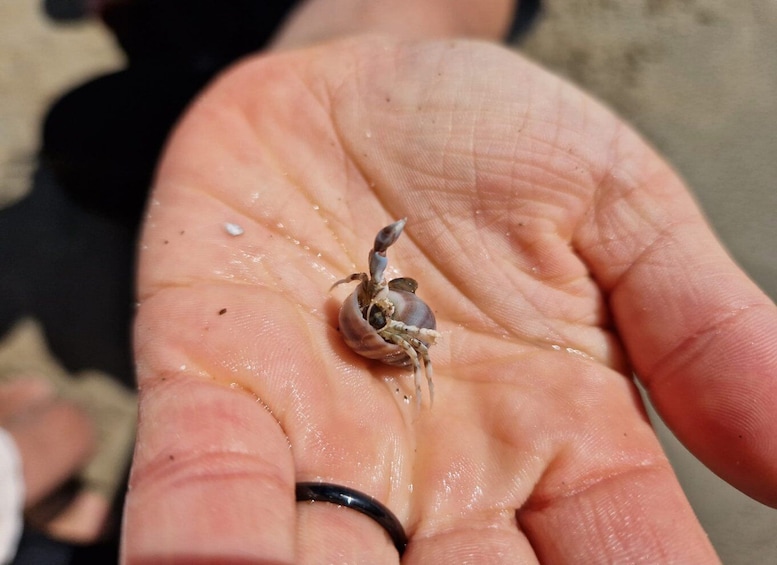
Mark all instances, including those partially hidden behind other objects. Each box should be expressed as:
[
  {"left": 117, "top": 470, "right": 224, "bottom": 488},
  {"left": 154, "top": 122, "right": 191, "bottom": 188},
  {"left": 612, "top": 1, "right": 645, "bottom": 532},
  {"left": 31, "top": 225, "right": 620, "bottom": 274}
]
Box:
[
  {"left": 565, "top": 347, "right": 594, "bottom": 360},
  {"left": 312, "top": 204, "right": 320, "bottom": 211},
  {"left": 365, "top": 130, "right": 372, "bottom": 138},
  {"left": 310, "top": 261, "right": 328, "bottom": 274}
]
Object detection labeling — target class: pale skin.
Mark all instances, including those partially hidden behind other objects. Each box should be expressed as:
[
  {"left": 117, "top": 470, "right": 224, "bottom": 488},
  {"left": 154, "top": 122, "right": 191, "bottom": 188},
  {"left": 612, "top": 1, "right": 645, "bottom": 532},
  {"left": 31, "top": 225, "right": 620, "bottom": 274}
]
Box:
[
  {"left": 0, "top": 379, "right": 93, "bottom": 510},
  {"left": 122, "top": 3, "right": 777, "bottom": 563},
  {"left": 0, "top": 379, "right": 109, "bottom": 544}
]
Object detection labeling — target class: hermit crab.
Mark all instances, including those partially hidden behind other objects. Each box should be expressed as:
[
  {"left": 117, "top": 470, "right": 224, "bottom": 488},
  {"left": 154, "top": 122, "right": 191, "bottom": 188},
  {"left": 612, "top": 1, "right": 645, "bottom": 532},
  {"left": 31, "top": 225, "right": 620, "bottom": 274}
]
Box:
[{"left": 332, "top": 219, "right": 440, "bottom": 407}]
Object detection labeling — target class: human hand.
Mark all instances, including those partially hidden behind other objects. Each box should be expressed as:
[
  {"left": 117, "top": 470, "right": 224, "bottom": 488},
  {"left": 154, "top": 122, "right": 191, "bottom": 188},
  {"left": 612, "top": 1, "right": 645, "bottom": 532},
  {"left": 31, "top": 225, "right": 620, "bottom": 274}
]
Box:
[{"left": 122, "top": 37, "right": 777, "bottom": 563}]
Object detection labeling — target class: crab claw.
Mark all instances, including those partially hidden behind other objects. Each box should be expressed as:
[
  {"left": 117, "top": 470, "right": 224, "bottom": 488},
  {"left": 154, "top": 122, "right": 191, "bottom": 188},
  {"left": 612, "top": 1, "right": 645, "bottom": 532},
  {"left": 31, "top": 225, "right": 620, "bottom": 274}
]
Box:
[{"left": 369, "top": 218, "right": 407, "bottom": 283}]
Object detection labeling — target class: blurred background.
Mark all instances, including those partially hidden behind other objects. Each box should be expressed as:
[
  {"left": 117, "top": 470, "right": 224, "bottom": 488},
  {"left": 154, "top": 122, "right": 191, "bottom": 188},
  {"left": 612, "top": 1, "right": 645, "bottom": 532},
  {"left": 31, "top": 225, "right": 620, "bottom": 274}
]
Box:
[{"left": 1, "top": 0, "right": 775, "bottom": 562}]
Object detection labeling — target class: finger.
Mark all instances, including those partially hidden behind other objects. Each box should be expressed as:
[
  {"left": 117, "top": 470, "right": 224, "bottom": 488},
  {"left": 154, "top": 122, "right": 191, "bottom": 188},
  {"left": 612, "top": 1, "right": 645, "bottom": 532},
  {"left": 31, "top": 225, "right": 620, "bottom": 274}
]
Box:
[
  {"left": 512, "top": 359, "right": 717, "bottom": 562},
  {"left": 517, "top": 464, "right": 720, "bottom": 563},
  {"left": 574, "top": 134, "right": 777, "bottom": 505},
  {"left": 128, "top": 281, "right": 410, "bottom": 564},
  {"left": 405, "top": 515, "right": 537, "bottom": 564},
  {"left": 406, "top": 466, "right": 720, "bottom": 564},
  {"left": 296, "top": 500, "right": 402, "bottom": 564},
  {"left": 406, "top": 353, "right": 719, "bottom": 563},
  {"left": 122, "top": 291, "right": 296, "bottom": 563}
]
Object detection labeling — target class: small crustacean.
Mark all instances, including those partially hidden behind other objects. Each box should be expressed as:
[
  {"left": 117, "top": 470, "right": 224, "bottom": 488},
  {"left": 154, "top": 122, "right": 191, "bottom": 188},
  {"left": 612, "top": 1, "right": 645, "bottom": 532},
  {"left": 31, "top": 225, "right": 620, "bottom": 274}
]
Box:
[{"left": 332, "top": 218, "right": 440, "bottom": 407}]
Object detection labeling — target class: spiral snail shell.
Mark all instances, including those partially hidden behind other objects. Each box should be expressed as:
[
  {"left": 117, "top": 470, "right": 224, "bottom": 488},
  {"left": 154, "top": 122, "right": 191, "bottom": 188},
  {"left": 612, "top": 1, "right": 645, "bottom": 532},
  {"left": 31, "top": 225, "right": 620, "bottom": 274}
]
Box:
[{"left": 332, "top": 219, "right": 440, "bottom": 406}]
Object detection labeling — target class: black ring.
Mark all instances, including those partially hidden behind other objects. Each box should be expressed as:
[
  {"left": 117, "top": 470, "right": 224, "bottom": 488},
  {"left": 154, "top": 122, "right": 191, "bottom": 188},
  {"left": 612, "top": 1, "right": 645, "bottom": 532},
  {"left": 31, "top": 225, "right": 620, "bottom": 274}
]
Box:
[{"left": 295, "top": 482, "right": 408, "bottom": 556}]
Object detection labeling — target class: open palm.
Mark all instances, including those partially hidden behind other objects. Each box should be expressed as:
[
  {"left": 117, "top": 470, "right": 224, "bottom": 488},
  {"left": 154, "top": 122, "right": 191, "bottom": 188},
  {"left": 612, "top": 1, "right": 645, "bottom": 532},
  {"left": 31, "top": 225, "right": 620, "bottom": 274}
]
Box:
[{"left": 122, "top": 37, "right": 777, "bottom": 563}]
